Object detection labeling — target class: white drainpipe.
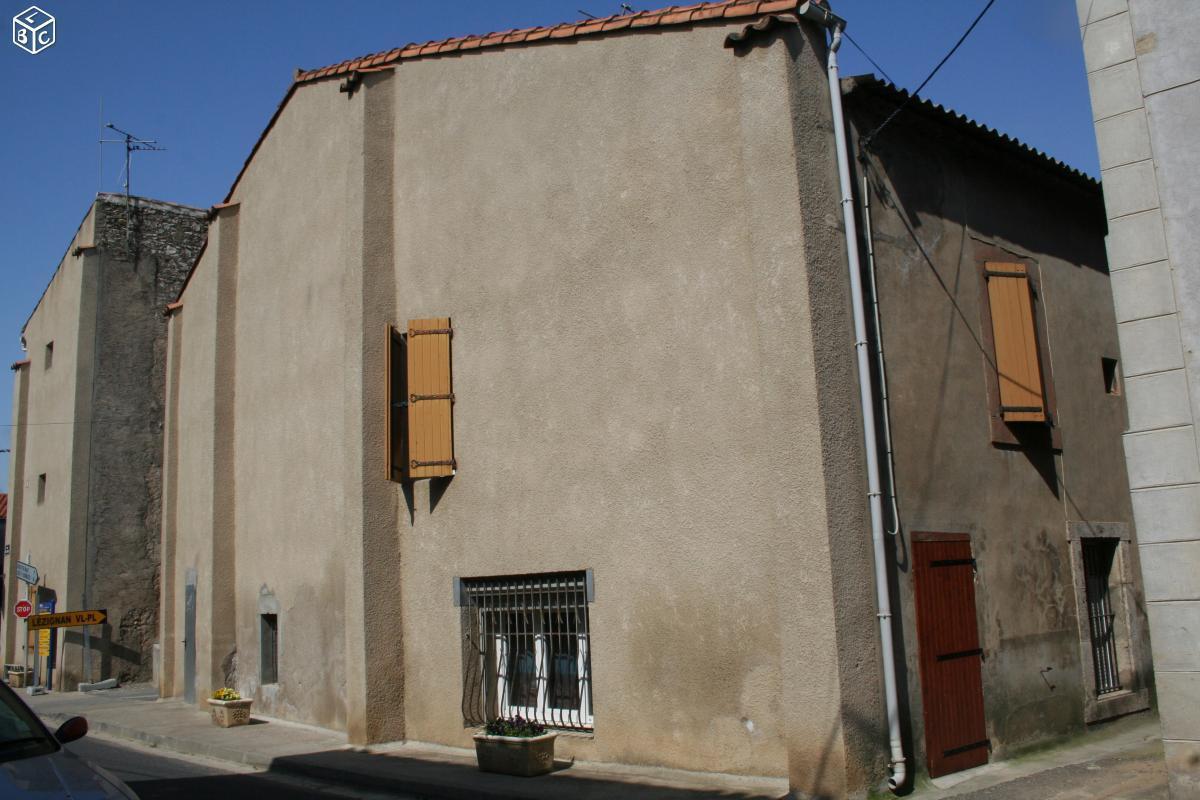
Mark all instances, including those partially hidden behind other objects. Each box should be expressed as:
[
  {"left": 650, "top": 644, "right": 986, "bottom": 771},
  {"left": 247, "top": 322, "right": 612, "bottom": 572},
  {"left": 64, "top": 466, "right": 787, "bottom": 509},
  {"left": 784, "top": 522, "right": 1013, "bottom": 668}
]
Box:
[{"left": 797, "top": 1, "right": 907, "bottom": 790}]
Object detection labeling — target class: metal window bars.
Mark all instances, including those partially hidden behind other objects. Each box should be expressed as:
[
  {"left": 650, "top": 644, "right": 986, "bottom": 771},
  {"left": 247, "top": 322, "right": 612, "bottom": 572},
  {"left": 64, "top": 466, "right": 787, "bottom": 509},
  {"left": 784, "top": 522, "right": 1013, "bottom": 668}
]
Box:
[
  {"left": 1081, "top": 539, "right": 1123, "bottom": 696},
  {"left": 458, "top": 571, "right": 594, "bottom": 732}
]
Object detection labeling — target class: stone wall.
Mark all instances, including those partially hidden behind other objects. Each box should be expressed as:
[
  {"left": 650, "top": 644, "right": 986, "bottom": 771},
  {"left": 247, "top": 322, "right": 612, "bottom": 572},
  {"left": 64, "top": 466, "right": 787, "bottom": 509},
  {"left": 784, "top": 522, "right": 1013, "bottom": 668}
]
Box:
[
  {"left": 69, "top": 195, "right": 206, "bottom": 686},
  {"left": 1077, "top": 2, "right": 1200, "bottom": 796}
]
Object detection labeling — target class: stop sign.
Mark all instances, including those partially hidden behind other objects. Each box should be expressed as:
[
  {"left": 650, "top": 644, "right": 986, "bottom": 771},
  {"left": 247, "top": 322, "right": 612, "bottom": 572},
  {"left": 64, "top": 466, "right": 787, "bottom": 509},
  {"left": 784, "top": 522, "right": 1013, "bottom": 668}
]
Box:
[{"left": 14, "top": 601, "right": 31, "bottom": 619}]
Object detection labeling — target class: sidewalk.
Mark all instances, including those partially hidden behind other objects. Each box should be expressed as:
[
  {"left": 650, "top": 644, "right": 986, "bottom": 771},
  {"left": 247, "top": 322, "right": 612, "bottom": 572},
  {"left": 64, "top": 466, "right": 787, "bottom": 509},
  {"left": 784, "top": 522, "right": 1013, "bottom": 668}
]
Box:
[
  {"left": 26, "top": 685, "right": 789, "bottom": 800},
  {"left": 910, "top": 712, "right": 1167, "bottom": 800},
  {"left": 26, "top": 686, "right": 1168, "bottom": 800}
]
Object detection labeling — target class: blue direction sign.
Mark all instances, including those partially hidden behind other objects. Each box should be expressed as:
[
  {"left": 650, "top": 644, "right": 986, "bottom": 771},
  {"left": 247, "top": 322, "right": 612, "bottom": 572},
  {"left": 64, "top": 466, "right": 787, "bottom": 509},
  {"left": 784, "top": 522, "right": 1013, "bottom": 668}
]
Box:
[{"left": 14, "top": 561, "right": 37, "bottom": 586}]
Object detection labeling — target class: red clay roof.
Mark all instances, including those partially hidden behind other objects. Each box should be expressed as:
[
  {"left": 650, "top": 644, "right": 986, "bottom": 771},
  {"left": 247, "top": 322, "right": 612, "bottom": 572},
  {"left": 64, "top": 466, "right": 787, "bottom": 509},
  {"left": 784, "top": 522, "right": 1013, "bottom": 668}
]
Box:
[{"left": 296, "top": 0, "right": 802, "bottom": 84}]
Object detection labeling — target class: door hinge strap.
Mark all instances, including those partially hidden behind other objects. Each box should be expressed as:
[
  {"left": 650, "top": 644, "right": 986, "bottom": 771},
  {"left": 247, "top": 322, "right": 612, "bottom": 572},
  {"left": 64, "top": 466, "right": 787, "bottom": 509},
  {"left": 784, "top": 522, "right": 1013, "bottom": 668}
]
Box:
[
  {"left": 410, "top": 393, "right": 455, "bottom": 403},
  {"left": 943, "top": 740, "right": 990, "bottom": 758},
  {"left": 411, "top": 459, "right": 456, "bottom": 469},
  {"left": 930, "top": 558, "right": 976, "bottom": 568},
  {"left": 936, "top": 647, "right": 984, "bottom": 662},
  {"left": 408, "top": 328, "right": 453, "bottom": 337}
]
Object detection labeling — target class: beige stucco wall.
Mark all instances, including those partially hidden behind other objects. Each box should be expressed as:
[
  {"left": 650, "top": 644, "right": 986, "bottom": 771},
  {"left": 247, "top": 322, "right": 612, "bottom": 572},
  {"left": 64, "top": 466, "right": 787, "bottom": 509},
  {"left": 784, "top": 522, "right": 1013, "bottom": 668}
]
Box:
[
  {"left": 166, "top": 18, "right": 877, "bottom": 795},
  {"left": 168, "top": 226, "right": 219, "bottom": 702},
  {"left": 226, "top": 76, "right": 360, "bottom": 730},
  {"left": 2, "top": 207, "right": 97, "bottom": 682},
  {"left": 379, "top": 22, "right": 852, "bottom": 783},
  {"left": 168, "top": 80, "right": 363, "bottom": 729}
]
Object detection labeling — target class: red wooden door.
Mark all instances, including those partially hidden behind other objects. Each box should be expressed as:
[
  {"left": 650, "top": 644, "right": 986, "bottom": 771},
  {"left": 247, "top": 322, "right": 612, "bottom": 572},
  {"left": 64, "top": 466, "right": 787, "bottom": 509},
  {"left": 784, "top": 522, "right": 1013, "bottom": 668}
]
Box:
[{"left": 913, "top": 535, "right": 988, "bottom": 778}]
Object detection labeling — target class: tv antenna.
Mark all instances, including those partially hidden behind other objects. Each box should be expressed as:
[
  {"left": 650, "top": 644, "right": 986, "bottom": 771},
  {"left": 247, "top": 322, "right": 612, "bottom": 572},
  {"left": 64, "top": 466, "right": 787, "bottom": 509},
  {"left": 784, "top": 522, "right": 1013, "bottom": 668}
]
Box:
[{"left": 100, "top": 122, "right": 166, "bottom": 199}]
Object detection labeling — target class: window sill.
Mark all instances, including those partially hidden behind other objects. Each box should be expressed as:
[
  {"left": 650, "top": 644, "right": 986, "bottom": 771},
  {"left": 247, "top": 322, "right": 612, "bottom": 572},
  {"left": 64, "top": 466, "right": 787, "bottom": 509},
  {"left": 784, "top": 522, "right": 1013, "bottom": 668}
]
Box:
[{"left": 1084, "top": 687, "right": 1150, "bottom": 725}]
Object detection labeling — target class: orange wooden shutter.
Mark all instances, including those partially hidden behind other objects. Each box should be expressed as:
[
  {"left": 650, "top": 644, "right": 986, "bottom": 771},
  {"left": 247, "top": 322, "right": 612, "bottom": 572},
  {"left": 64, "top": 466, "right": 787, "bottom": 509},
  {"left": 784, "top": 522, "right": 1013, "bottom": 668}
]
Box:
[
  {"left": 406, "top": 317, "right": 456, "bottom": 479},
  {"left": 985, "top": 263, "right": 1045, "bottom": 422},
  {"left": 386, "top": 326, "right": 406, "bottom": 482}
]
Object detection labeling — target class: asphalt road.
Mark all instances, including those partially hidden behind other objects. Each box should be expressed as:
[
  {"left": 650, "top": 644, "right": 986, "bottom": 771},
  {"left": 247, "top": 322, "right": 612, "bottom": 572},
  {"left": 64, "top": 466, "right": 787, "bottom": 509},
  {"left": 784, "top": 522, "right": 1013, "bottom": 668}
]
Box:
[{"left": 64, "top": 735, "right": 420, "bottom": 800}]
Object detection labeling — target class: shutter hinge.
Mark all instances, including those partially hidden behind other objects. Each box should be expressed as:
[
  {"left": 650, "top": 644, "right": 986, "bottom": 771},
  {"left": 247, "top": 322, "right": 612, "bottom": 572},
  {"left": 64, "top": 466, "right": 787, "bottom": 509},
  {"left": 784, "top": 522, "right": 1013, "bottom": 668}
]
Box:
[
  {"left": 1000, "top": 405, "right": 1043, "bottom": 413},
  {"left": 408, "top": 327, "right": 453, "bottom": 337},
  {"left": 985, "top": 269, "right": 1027, "bottom": 279},
  {"left": 410, "top": 393, "right": 455, "bottom": 404},
  {"left": 411, "top": 459, "right": 456, "bottom": 469}
]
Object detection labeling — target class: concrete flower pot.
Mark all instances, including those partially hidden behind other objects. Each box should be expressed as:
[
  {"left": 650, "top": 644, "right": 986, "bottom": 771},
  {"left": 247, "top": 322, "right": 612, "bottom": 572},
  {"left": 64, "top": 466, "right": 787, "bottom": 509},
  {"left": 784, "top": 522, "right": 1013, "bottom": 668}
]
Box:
[
  {"left": 207, "top": 698, "right": 253, "bottom": 728},
  {"left": 473, "top": 731, "right": 557, "bottom": 777}
]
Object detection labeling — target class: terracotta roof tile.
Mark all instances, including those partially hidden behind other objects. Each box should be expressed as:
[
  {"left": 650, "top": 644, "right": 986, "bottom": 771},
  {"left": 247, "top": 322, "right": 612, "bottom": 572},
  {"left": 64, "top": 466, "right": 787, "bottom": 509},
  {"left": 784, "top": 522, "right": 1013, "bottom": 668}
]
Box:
[
  {"left": 294, "top": 0, "right": 804, "bottom": 83},
  {"left": 0, "top": 493, "right": 7, "bottom": 520}
]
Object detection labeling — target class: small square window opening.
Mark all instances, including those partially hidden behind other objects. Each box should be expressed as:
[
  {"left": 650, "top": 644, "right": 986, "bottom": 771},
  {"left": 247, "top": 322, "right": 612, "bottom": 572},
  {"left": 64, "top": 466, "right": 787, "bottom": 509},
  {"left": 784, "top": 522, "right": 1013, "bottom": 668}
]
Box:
[{"left": 1102, "top": 357, "right": 1121, "bottom": 396}]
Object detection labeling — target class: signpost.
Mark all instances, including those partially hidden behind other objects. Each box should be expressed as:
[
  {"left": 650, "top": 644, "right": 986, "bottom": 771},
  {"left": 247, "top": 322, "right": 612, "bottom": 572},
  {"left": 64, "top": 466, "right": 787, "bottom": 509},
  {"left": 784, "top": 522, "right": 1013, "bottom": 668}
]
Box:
[
  {"left": 26, "top": 609, "right": 106, "bottom": 630},
  {"left": 14, "top": 562, "right": 37, "bottom": 586},
  {"left": 14, "top": 600, "right": 31, "bottom": 619}
]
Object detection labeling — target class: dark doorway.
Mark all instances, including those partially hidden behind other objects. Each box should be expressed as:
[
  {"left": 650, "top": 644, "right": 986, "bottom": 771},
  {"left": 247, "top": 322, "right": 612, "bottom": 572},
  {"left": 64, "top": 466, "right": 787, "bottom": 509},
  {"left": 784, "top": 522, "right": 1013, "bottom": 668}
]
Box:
[{"left": 913, "top": 534, "right": 988, "bottom": 778}]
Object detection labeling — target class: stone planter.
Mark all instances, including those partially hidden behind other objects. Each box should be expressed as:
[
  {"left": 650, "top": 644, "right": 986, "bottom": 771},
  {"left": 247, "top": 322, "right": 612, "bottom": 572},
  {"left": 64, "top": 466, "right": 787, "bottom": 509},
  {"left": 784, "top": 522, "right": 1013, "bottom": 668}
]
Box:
[
  {"left": 5, "top": 666, "right": 28, "bottom": 689},
  {"left": 207, "top": 698, "right": 253, "bottom": 728},
  {"left": 473, "top": 731, "right": 558, "bottom": 777}
]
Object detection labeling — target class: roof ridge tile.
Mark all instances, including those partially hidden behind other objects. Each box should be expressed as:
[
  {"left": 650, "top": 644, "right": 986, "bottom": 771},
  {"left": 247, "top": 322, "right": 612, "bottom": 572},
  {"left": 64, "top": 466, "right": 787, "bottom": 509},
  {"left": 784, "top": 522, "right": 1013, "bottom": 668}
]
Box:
[{"left": 294, "top": 0, "right": 798, "bottom": 83}]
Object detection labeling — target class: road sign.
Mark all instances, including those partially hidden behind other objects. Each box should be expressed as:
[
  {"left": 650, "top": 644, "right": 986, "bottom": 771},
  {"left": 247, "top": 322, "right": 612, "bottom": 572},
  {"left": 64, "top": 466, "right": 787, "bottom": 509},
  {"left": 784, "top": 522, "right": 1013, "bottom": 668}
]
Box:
[
  {"left": 14, "top": 601, "right": 31, "bottom": 619},
  {"left": 36, "top": 630, "right": 50, "bottom": 657},
  {"left": 26, "top": 609, "right": 106, "bottom": 630},
  {"left": 14, "top": 562, "right": 37, "bottom": 585}
]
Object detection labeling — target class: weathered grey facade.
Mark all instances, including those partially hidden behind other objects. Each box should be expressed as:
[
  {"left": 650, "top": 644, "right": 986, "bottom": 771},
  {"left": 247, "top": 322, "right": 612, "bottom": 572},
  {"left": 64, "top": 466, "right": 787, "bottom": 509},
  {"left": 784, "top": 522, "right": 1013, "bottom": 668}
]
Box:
[
  {"left": 4, "top": 194, "right": 207, "bottom": 689},
  {"left": 160, "top": 3, "right": 1150, "bottom": 797},
  {"left": 846, "top": 76, "right": 1153, "bottom": 776},
  {"left": 1077, "top": 1, "right": 1200, "bottom": 796}
]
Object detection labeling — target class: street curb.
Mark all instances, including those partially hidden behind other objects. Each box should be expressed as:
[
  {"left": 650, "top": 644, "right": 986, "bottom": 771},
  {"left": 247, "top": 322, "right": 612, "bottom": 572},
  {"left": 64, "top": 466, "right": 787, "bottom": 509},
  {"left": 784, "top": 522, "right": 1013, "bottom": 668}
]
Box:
[
  {"left": 42, "top": 710, "right": 786, "bottom": 800},
  {"left": 41, "top": 710, "right": 274, "bottom": 769},
  {"left": 40, "top": 710, "right": 554, "bottom": 800}
]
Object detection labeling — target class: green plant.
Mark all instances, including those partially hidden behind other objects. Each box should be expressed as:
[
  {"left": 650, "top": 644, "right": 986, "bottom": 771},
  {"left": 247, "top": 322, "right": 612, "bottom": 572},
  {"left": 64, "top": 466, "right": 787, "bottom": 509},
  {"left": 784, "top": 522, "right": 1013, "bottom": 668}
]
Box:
[
  {"left": 211, "top": 688, "right": 241, "bottom": 702},
  {"left": 484, "top": 715, "right": 546, "bottom": 737}
]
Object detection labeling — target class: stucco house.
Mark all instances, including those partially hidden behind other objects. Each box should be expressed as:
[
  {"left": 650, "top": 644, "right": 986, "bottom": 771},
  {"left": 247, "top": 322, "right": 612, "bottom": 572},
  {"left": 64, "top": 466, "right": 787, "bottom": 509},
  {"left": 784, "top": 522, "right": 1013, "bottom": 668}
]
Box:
[
  {"left": 160, "top": 2, "right": 1152, "bottom": 796},
  {"left": 4, "top": 194, "right": 207, "bottom": 689}
]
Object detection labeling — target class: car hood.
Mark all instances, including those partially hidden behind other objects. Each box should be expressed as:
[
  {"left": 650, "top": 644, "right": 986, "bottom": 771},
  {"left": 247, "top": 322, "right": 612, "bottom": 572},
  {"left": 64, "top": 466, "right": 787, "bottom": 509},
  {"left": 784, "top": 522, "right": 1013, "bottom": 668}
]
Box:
[{"left": 0, "top": 747, "right": 135, "bottom": 799}]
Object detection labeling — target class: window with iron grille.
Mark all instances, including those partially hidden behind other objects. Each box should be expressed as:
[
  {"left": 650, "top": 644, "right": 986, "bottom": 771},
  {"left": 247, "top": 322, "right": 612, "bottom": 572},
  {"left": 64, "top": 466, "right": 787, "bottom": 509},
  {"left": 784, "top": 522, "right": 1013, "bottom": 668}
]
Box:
[
  {"left": 1081, "top": 538, "right": 1122, "bottom": 696},
  {"left": 457, "top": 570, "right": 593, "bottom": 732}
]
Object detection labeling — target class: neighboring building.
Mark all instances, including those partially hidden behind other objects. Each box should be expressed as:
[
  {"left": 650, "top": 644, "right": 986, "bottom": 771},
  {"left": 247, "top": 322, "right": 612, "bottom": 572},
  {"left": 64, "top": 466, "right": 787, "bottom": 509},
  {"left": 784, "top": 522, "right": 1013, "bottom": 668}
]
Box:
[
  {"left": 0, "top": 494, "right": 7, "bottom": 598},
  {"left": 4, "top": 194, "right": 207, "bottom": 689},
  {"left": 1076, "top": 1, "right": 1200, "bottom": 796},
  {"left": 160, "top": 3, "right": 1150, "bottom": 796}
]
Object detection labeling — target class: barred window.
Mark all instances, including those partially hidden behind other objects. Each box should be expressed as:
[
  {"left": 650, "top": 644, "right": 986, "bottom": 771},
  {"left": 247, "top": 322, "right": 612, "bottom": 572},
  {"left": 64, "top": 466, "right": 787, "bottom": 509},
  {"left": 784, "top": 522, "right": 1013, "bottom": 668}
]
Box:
[{"left": 458, "top": 570, "right": 594, "bottom": 732}]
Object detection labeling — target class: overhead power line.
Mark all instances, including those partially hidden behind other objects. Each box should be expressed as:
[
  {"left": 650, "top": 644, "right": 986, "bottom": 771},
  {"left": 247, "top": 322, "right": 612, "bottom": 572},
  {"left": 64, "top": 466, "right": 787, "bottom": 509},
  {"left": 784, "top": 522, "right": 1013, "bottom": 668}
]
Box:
[
  {"left": 843, "top": 31, "right": 895, "bottom": 86},
  {"left": 860, "top": 0, "right": 998, "bottom": 152}
]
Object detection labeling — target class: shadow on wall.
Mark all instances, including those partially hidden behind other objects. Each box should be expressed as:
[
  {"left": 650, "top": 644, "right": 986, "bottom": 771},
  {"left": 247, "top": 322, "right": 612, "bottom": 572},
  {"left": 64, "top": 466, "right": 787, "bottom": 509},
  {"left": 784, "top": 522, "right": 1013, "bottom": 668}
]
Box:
[
  {"left": 63, "top": 627, "right": 143, "bottom": 679},
  {"left": 859, "top": 155, "right": 1063, "bottom": 502},
  {"left": 857, "top": 96, "right": 1108, "bottom": 275}
]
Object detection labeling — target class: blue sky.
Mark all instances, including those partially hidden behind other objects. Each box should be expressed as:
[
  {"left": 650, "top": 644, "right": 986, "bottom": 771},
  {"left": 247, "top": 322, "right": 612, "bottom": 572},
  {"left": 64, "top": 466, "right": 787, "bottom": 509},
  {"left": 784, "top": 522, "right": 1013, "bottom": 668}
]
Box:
[{"left": 0, "top": 0, "right": 1093, "bottom": 492}]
